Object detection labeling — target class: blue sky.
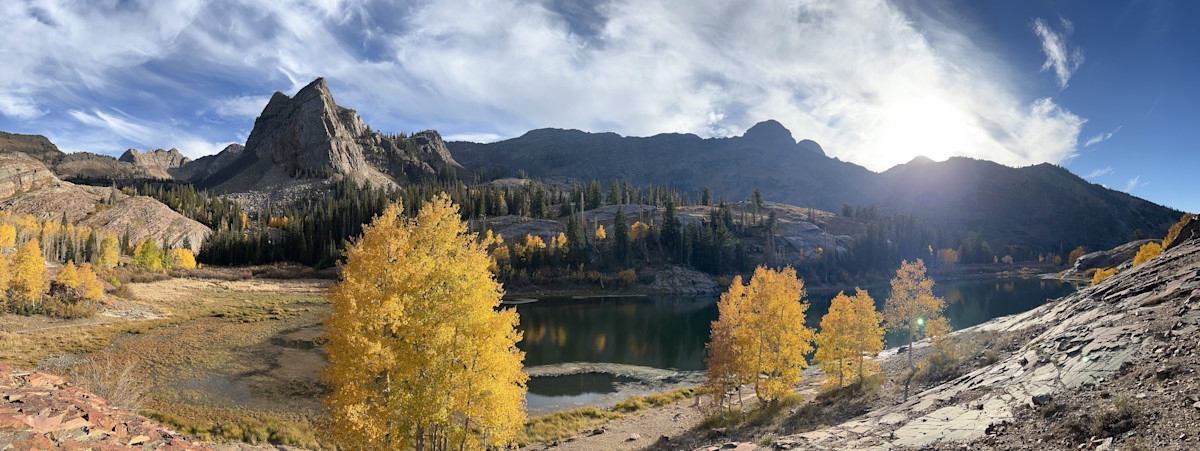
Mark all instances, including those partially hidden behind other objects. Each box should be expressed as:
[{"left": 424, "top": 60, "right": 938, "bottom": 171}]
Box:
[{"left": 0, "top": 0, "right": 1196, "bottom": 214}]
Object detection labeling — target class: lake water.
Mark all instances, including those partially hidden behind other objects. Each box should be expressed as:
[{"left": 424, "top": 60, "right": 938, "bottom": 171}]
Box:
[{"left": 513, "top": 277, "right": 1078, "bottom": 411}]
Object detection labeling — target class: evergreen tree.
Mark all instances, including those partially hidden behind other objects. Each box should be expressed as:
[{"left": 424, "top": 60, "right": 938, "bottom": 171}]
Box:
[{"left": 613, "top": 207, "right": 628, "bottom": 264}]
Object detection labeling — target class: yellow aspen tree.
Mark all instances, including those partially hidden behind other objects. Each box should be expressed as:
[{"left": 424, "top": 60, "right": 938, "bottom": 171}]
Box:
[
  {"left": 814, "top": 293, "right": 855, "bottom": 388},
  {"left": 1091, "top": 267, "right": 1119, "bottom": 285},
  {"left": 98, "top": 236, "right": 119, "bottom": 270},
  {"left": 705, "top": 266, "right": 814, "bottom": 403},
  {"left": 0, "top": 254, "right": 9, "bottom": 308},
  {"left": 0, "top": 223, "right": 14, "bottom": 248},
  {"left": 704, "top": 279, "right": 750, "bottom": 410},
  {"left": 168, "top": 248, "right": 197, "bottom": 269},
  {"left": 56, "top": 261, "right": 81, "bottom": 290},
  {"left": 10, "top": 238, "right": 47, "bottom": 307},
  {"left": 883, "top": 259, "right": 948, "bottom": 372},
  {"left": 79, "top": 263, "right": 104, "bottom": 300},
  {"left": 323, "top": 195, "right": 527, "bottom": 450},
  {"left": 595, "top": 225, "right": 606, "bottom": 240},
  {"left": 1132, "top": 242, "right": 1162, "bottom": 267}
]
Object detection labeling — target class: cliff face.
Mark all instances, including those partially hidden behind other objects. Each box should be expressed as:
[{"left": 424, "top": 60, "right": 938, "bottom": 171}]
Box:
[
  {"left": 207, "top": 78, "right": 459, "bottom": 193},
  {"left": 118, "top": 148, "right": 190, "bottom": 179},
  {"left": 0, "top": 152, "right": 60, "bottom": 199}
]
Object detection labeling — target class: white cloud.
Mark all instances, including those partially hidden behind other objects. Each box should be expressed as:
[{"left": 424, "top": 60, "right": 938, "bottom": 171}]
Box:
[
  {"left": 66, "top": 109, "right": 232, "bottom": 159},
  {"left": 0, "top": 0, "right": 1089, "bottom": 171},
  {"left": 212, "top": 95, "right": 271, "bottom": 118},
  {"left": 1084, "top": 167, "right": 1113, "bottom": 179},
  {"left": 1084, "top": 125, "right": 1123, "bottom": 147},
  {"left": 1032, "top": 16, "right": 1085, "bottom": 89},
  {"left": 1124, "top": 175, "right": 1141, "bottom": 192}
]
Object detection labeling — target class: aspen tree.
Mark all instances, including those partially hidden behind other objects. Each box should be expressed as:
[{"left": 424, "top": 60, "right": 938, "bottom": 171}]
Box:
[{"left": 323, "top": 195, "right": 527, "bottom": 450}]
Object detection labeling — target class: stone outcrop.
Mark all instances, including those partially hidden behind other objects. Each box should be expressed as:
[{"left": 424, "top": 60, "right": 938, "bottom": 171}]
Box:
[
  {"left": 210, "top": 77, "right": 460, "bottom": 194},
  {"left": 0, "top": 363, "right": 210, "bottom": 449},
  {"left": 55, "top": 151, "right": 149, "bottom": 181},
  {"left": 1070, "top": 239, "right": 1158, "bottom": 275},
  {"left": 119, "top": 148, "right": 190, "bottom": 179},
  {"left": 0, "top": 152, "right": 59, "bottom": 199},
  {"left": 759, "top": 233, "right": 1200, "bottom": 449}
]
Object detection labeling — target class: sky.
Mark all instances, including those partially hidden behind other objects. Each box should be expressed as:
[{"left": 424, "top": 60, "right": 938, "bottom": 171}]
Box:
[{"left": 0, "top": 0, "right": 1196, "bottom": 213}]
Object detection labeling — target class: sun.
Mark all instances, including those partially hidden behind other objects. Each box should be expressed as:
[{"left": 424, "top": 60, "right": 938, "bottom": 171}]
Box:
[{"left": 879, "top": 97, "right": 979, "bottom": 166}]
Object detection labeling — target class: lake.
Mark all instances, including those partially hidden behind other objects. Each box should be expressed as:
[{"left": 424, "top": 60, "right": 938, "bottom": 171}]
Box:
[{"left": 513, "top": 276, "right": 1078, "bottom": 411}]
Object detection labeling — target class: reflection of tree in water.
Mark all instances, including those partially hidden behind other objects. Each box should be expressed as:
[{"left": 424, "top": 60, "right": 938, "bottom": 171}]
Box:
[{"left": 515, "top": 296, "right": 719, "bottom": 371}]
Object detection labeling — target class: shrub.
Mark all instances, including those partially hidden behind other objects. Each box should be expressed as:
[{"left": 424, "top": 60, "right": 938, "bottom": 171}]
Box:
[
  {"left": 71, "top": 354, "right": 148, "bottom": 412},
  {"left": 1091, "top": 268, "right": 1118, "bottom": 286},
  {"left": 616, "top": 268, "right": 636, "bottom": 285},
  {"left": 1131, "top": 242, "right": 1162, "bottom": 267}
]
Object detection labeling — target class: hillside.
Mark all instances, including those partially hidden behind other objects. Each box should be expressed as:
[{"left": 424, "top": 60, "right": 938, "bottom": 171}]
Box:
[
  {"left": 448, "top": 122, "right": 1182, "bottom": 253},
  {"left": 0, "top": 153, "right": 210, "bottom": 252},
  {"left": 0, "top": 131, "right": 64, "bottom": 166}
]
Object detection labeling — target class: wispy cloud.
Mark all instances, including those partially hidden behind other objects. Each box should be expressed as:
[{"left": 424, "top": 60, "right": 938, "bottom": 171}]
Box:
[
  {"left": 1084, "top": 125, "right": 1123, "bottom": 147},
  {"left": 1124, "top": 175, "right": 1142, "bottom": 192},
  {"left": 1032, "top": 16, "right": 1085, "bottom": 89},
  {"left": 1084, "top": 167, "right": 1114, "bottom": 179},
  {"left": 0, "top": 0, "right": 1088, "bottom": 171},
  {"left": 66, "top": 109, "right": 232, "bottom": 159}
]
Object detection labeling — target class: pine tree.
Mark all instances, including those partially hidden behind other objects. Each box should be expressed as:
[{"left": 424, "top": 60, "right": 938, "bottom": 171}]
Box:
[
  {"left": 323, "top": 195, "right": 527, "bottom": 449},
  {"left": 613, "top": 207, "right": 628, "bottom": 264}
]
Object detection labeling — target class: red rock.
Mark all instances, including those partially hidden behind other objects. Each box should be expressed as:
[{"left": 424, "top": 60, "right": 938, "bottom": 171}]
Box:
[{"left": 24, "top": 412, "right": 64, "bottom": 432}]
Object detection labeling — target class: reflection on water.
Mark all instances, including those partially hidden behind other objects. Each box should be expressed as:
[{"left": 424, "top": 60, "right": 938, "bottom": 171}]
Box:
[
  {"left": 515, "top": 296, "right": 717, "bottom": 371},
  {"left": 525, "top": 372, "right": 637, "bottom": 409},
  {"left": 513, "top": 278, "right": 1077, "bottom": 372}
]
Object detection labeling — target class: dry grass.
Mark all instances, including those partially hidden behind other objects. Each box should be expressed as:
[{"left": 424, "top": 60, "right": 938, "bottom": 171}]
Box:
[
  {"left": 517, "top": 406, "right": 622, "bottom": 445},
  {"left": 70, "top": 353, "right": 149, "bottom": 412},
  {"left": 612, "top": 387, "right": 698, "bottom": 413}
]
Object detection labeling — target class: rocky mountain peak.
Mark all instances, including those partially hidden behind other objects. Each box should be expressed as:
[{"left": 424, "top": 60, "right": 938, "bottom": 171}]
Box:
[
  {"left": 742, "top": 120, "right": 796, "bottom": 147},
  {"left": 209, "top": 77, "right": 458, "bottom": 194}
]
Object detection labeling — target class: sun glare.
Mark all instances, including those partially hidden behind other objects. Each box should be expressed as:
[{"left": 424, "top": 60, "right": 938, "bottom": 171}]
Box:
[{"left": 880, "top": 97, "right": 975, "bottom": 167}]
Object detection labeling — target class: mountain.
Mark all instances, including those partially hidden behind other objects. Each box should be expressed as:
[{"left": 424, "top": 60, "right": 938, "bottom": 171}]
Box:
[
  {"left": 0, "top": 131, "right": 64, "bottom": 166},
  {"left": 449, "top": 121, "right": 1182, "bottom": 253},
  {"left": 450, "top": 119, "right": 878, "bottom": 211},
  {"left": 201, "top": 77, "right": 459, "bottom": 194},
  {"left": 118, "top": 148, "right": 190, "bottom": 179},
  {"left": 877, "top": 157, "right": 1179, "bottom": 251}
]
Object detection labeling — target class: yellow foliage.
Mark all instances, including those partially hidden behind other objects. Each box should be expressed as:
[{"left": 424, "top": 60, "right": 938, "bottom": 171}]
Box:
[
  {"left": 97, "top": 237, "right": 119, "bottom": 270},
  {"left": 0, "top": 223, "right": 14, "bottom": 248},
  {"left": 936, "top": 248, "right": 958, "bottom": 268},
  {"left": 630, "top": 221, "right": 650, "bottom": 241},
  {"left": 1091, "top": 267, "right": 1118, "bottom": 286},
  {"left": 526, "top": 234, "right": 546, "bottom": 251},
  {"left": 322, "top": 195, "right": 527, "bottom": 449},
  {"left": 704, "top": 266, "right": 815, "bottom": 403},
  {"left": 1132, "top": 242, "right": 1162, "bottom": 267},
  {"left": 78, "top": 263, "right": 104, "bottom": 300},
  {"left": 616, "top": 268, "right": 636, "bottom": 285},
  {"left": 1163, "top": 214, "right": 1197, "bottom": 248},
  {"left": 10, "top": 238, "right": 47, "bottom": 304},
  {"left": 594, "top": 225, "right": 606, "bottom": 241},
  {"left": 815, "top": 288, "right": 883, "bottom": 388},
  {"left": 883, "top": 259, "right": 948, "bottom": 370},
  {"left": 134, "top": 239, "right": 163, "bottom": 271},
  {"left": 168, "top": 249, "right": 197, "bottom": 269},
  {"left": 0, "top": 254, "right": 9, "bottom": 296},
  {"left": 56, "top": 261, "right": 81, "bottom": 289}
]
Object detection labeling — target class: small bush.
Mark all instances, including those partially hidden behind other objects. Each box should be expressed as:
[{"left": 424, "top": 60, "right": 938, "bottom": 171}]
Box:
[
  {"left": 616, "top": 269, "right": 637, "bottom": 285},
  {"left": 1131, "top": 242, "right": 1162, "bottom": 267},
  {"left": 71, "top": 354, "right": 148, "bottom": 412},
  {"left": 1091, "top": 267, "right": 1118, "bottom": 285}
]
